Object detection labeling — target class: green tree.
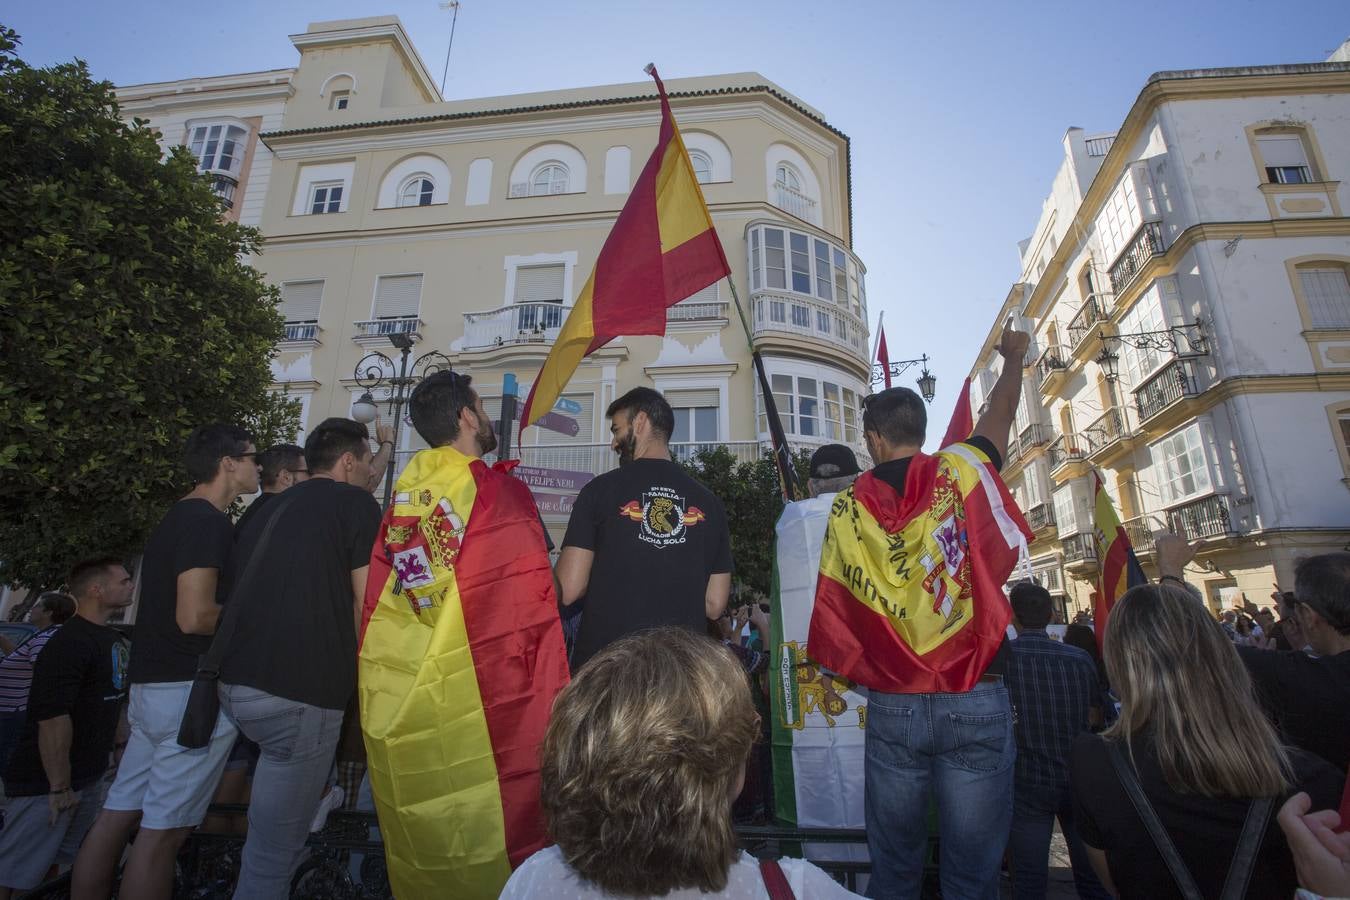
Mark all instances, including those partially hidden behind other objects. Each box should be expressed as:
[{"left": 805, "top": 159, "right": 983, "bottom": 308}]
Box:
[
  {"left": 0, "top": 26, "right": 298, "bottom": 590},
  {"left": 678, "top": 447, "right": 812, "bottom": 602}
]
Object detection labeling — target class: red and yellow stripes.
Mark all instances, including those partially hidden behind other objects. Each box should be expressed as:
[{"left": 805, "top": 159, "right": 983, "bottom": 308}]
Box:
[
  {"left": 1091, "top": 470, "right": 1147, "bottom": 649},
  {"left": 359, "top": 447, "right": 568, "bottom": 899}
]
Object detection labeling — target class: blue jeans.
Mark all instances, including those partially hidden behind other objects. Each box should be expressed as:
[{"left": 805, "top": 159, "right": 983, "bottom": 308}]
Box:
[
  {"left": 864, "top": 683, "right": 1015, "bottom": 900},
  {"left": 1007, "top": 786, "right": 1110, "bottom": 900},
  {"left": 219, "top": 684, "right": 344, "bottom": 900}
]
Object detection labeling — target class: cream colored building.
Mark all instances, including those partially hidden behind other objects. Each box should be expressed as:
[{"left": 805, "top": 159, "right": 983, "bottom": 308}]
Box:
[
  {"left": 969, "top": 59, "right": 1350, "bottom": 617},
  {"left": 116, "top": 16, "right": 871, "bottom": 543}
]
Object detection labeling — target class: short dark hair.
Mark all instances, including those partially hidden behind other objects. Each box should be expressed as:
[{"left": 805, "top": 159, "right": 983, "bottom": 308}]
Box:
[
  {"left": 1010, "top": 581, "right": 1054, "bottom": 630},
  {"left": 606, "top": 387, "right": 674, "bottom": 442},
  {"left": 304, "top": 418, "right": 371, "bottom": 474},
  {"left": 862, "top": 388, "right": 927, "bottom": 448},
  {"left": 1294, "top": 552, "right": 1350, "bottom": 635},
  {"left": 36, "top": 591, "right": 77, "bottom": 624},
  {"left": 409, "top": 370, "right": 476, "bottom": 448},
  {"left": 183, "top": 424, "right": 253, "bottom": 484},
  {"left": 68, "top": 556, "right": 127, "bottom": 601},
  {"left": 258, "top": 444, "right": 305, "bottom": 488}
]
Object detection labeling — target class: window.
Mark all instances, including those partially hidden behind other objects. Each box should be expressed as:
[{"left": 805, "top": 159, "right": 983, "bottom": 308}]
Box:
[
  {"left": 1152, "top": 423, "right": 1214, "bottom": 506},
  {"left": 1298, "top": 266, "right": 1350, "bottom": 330},
  {"left": 750, "top": 230, "right": 762, "bottom": 291},
  {"left": 1257, "top": 133, "right": 1314, "bottom": 184},
  {"left": 789, "top": 232, "right": 811, "bottom": 293},
  {"left": 188, "top": 123, "right": 247, "bottom": 175},
  {"left": 530, "top": 163, "right": 569, "bottom": 196},
  {"left": 330, "top": 91, "right": 350, "bottom": 111},
  {"left": 514, "top": 264, "right": 565, "bottom": 304},
  {"left": 748, "top": 225, "right": 856, "bottom": 310},
  {"left": 759, "top": 374, "right": 862, "bottom": 441},
  {"left": 776, "top": 164, "right": 802, "bottom": 192},
  {"left": 764, "top": 229, "right": 787, "bottom": 289},
  {"left": 1094, "top": 163, "right": 1156, "bottom": 263},
  {"left": 310, "top": 182, "right": 343, "bottom": 215},
  {"left": 280, "top": 280, "right": 323, "bottom": 323},
  {"left": 769, "top": 374, "right": 795, "bottom": 433},
  {"left": 1053, "top": 484, "right": 1077, "bottom": 533},
  {"left": 1118, "top": 285, "right": 1171, "bottom": 387},
  {"left": 372, "top": 274, "right": 423, "bottom": 320},
  {"left": 689, "top": 150, "right": 713, "bottom": 185},
  {"left": 398, "top": 176, "right": 434, "bottom": 208}
]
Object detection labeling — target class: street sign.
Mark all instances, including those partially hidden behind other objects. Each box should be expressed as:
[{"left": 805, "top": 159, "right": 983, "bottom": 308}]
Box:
[
  {"left": 532, "top": 493, "right": 576, "bottom": 516},
  {"left": 553, "top": 397, "right": 582, "bottom": 415},
  {"left": 512, "top": 466, "right": 594, "bottom": 493},
  {"left": 533, "top": 411, "right": 579, "bottom": 437}
]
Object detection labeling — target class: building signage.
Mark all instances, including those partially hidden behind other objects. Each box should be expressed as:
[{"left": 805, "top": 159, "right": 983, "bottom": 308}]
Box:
[{"left": 513, "top": 466, "right": 594, "bottom": 493}]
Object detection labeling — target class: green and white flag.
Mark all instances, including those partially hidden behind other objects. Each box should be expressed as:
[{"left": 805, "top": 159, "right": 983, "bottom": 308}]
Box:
[{"left": 769, "top": 496, "right": 868, "bottom": 860}]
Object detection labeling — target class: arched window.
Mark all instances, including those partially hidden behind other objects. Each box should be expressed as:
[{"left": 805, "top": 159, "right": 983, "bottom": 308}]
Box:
[
  {"left": 689, "top": 150, "right": 713, "bottom": 185},
  {"left": 775, "top": 164, "right": 803, "bottom": 192},
  {"left": 398, "top": 176, "right": 435, "bottom": 208},
  {"left": 531, "top": 163, "right": 569, "bottom": 196}
]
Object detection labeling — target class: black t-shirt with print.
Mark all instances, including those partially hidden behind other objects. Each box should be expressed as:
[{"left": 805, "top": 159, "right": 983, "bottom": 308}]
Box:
[
  {"left": 3, "top": 616, "right": 130, "bottom": 796},
  {"left": 563, "top": 458, "right": 733, "bottom": 671},
  {"left": 219, "top": 478, "right": 382, "bottom": 710},
  {"left": 127, "top": 498, "right": 234, "bottom": 685}
]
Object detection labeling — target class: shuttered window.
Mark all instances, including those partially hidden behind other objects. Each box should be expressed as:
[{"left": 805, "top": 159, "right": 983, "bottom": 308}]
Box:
[
  {"left": 280, "top": 280, "right": 323, "bottom": 323},
  {"left": 676, "top": 283, "right": 719, "bottom": 305},
  {"left": 1299, "top": 267, "right": 1350, "bottom": 329},
  {"left": 513, "top": 265, "right": 565, "bottom": 303},
  {"left": 666, "top": 388, "right": 720, "bottom": 408},
  {"left": 373, "top": 274, "right": 423, "bottom": 319}
]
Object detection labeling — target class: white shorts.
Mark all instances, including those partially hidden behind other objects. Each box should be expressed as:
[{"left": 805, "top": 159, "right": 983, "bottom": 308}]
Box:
[{"left": 102, "top": 682, "right": 236, "bottom": 830}]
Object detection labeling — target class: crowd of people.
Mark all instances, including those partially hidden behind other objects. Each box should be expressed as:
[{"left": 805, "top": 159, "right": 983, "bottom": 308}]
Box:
[{"left": 0, "top": 328, "right": 1345, "bottom": 899}]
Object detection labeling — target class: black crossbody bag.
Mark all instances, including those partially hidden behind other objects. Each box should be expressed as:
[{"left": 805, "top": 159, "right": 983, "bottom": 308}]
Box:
[
  {"left": 177, "top": 494, "right": 295, "bottom": 749},
  {"left": 1105, "top": 740, "right": 1274, "bottom": 900}
]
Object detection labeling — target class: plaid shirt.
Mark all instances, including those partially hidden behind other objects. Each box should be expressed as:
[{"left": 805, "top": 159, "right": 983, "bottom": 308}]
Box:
[{"left": 1006, "top": 630, "right": 1100, "bottom": 795}]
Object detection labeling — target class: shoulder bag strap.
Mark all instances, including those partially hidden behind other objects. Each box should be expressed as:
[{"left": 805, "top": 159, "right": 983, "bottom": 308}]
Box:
[
  {"left": 1219, "top": 795, "right": 1274, "bottom": 900},
  {"left": 196, "top": 493, "right": 299, "bottom": 677},
  {"left": 1104, "top": 740, "right": 1204, "bottom": 900},
  {"left": 758, "top": 858, "right": 796, "bottom": 900}
]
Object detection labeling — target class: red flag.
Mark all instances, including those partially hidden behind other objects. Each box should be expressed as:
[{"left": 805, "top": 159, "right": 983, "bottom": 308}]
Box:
[
  {"left": 1091, "top": 469, "right": 1147, "bottom": 650},
  {"left": 941, "top": 377, "right": 974, "bottom": 448},
  {"left": 877, "top": 325, "right": 893, "bottom": 389}
]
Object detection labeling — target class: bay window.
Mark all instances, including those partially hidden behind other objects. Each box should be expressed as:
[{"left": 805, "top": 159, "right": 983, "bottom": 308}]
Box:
[{"left": 1151, "top": 422, "right": 1215, "bottom": 506}]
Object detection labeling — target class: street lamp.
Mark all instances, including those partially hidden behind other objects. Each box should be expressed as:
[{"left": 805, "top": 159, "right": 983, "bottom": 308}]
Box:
[
  {"left": 353, "top": 335, "right": 453, "bottom": 507},
  {"left": 872, "top": 353, "right": 937, "bottom": 403},
  {"left": 916, "top": 364, "right": 937, "bottom": 403}
]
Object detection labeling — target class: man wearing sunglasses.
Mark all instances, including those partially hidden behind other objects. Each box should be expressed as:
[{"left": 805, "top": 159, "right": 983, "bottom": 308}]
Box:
[{"left": 233, "top": 444, "right": 308, "bottom": 535}]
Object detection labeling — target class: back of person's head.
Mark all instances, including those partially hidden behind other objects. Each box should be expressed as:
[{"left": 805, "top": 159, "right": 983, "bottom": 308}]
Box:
[
  {"left": 1104, "top": 583, "right": 1290, "bottom": 798},
  {"left": 1009, "top": 581, "right": 1054, "bottom": 630},
  {"left": 35, "top": 591, "right": 77, "bottom": 625},
  {"left": 183, "top": 424, "right": 253, "bottom": 485},
  {"left": 304, "top": 418, "right": 370, "bottom": 474},
  {"left": 605, "top": 387, "right": 674, "bottom": 443},
  {"left": 807, "top": 443, "right": 861, "bottom": 497},
  {"left": 1063, "top": 623, "right": 1100, "bottom": 660},
  {"left": 257, "top": 444, "right": 305, "bottom": 489},
  {"left": 861, "top": 388, "right": 926, "bottom": 449},
  {"left": 541, "top": 628, "right": 759, "bottom": 895},
  {"left": 1293, "top": 552, "right": 1350, "bottom": 636},
  {"left": 408, "top": 369, "right": 476, "bottom": 447}
]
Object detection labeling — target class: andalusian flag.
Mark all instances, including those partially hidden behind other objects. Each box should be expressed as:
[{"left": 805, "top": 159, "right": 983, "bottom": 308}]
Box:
[
  {"left": 1091, "top": 469, "right": 1147, "bottom": 649},
  {"left": 519, "top": 64, "right": 731, "bottom": 428},
  {"left": 808, "top": 444, "right": 1032, "bottom": 693},
  {"left": 358, "top": 447, "right": 569, "bottom": 899}
]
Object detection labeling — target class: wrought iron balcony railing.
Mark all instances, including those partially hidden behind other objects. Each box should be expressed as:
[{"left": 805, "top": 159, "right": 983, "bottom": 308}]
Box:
[
  {"left": 1109, "top": 221, "right": 1165, "bottom": 294},
  {"left": 1048, "top": 434, "right": 1087, "bottom": 472},
  {"left": 1067, "top": 295, "right": 1107, "bottom": 352},
  {"left": 1025, "top": 501, "right": 1055, "bottom": 532},
  {"left": 1166, "top": 494, "right": 1232, "bottom": 541},
  {"left": 281, "top": 322, "right": 318, "bottom": 343},
  {"left": 1084, "top": 407, "right": 1130, "bottom": 456},
  {"left": 1123, "top": 515, "right": 1160, "bottom": 555},
  {"left": 1134, "top": 360, "right": 1199, "bottom": 424},
  {"left": 462, "top": 302, "right": 565, "bottom": 350},
  {"left": 353, "top": 317, "right": 420, "bottom": 339},
  {"left": 1062, "top": 532, "right": 1097, "bottom": 565},
  {"left": 1035, "top": 345, "right": 1069, "bottom": 390}
]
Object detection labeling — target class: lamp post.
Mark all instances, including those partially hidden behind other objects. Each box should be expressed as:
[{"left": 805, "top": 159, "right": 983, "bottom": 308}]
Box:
[
  {"left": 351, "top": 333, "right": 453, "bottom": 507},
  {"left": 872, "top": 353, "right": 938, "bottom": 403},
  {"left": 1096, "top": 318, "right": 1209, "bottom": 384}
]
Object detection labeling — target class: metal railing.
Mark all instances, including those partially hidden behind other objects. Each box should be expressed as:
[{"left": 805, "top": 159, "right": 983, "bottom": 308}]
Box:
[
  {"left": 353, "top": 317, "right": 420, "bottom": 339},
  {"left": 774, "top": 181, "right": 818, "bottom": 222},
  {"left": 668, "top": 300, "right": 730, "bottom": 322},
  {"left": 210, "top": 173, "right": 238, "bottom": 210},
  {"left": 1017, "top": 423, "right": 1047, "bottom": 459},
  {"left": 1085, "top": 134, "right": 1116, "bottom": 157},
  {"left": 1067, "top": 295, "right": 1106, "bottom": 352},
  {"left": 751, "top": 290, "right": 867, "bottom": 358},
  {"left": 281, "top": 322, "right": 318, "bottom": 342},
  {"left": 1025, "top": 501, "right": 1055, "bottom": 531},
  {"left": 462, "top": 302, "right": 565, "bottom": 350},
  {"left": 1123, "top": 515, "right": 1161, "bottom": 555},
  {"left": 1048, "top": 434, "right": 1087, "bottom": 472},
  {"left": 1109, "top": 221, "right": 1165, "bottom": 294},
  {"left": 1084, "top": 408, "right": 1130, "bottom": 456},
  {"left": 1035, "top": 345, "right": 1069, "bottom": 389},
  {"left": 1166, "top": 494, "right": 1232, "bottom": 541},
  {"left": 1062, "top": 532, "right": 1097, "bottom": 564},
  {"left": 1134, "top": 359, "right": 1198, "bottom": 423}
]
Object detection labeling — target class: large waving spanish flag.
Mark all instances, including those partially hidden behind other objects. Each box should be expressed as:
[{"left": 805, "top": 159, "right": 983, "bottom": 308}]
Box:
[
  {"left": 358, "top": 447, "right": 569, "bottom": 899},
  {"left": 1091, "top": 469, "right": 1147, "bottom": 649},
  {"left": 520, "top": 65, "right": 731, "bottom": 428}
]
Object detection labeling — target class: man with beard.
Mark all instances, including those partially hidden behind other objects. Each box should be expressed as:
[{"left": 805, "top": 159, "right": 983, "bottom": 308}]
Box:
[{"left": 556, "top": 387, "right": 732, "bottom": 671}]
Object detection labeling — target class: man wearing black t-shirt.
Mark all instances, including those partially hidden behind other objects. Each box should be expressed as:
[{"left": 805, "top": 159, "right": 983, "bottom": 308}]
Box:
[
  {"left": 218, "top": 417, "right": 382, "bottom": 898},
  {"left": 556, "top": 387, "right": 732, "bottom": 671},
  {"left": 233, "top": 443, "right": 308, "bottom": 535},
  {"left": 0, "top": 558, "right": 132, "bottom": 896},
  {"left": 74, "top": 424, "right": 258, "bottom": 900}
]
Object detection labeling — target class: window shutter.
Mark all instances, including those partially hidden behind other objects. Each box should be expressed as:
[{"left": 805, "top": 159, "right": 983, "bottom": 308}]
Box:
[
  {"left": 1299, "top": 268, "right": 1350, "bottom": 329},
  {"left": 677, "top": 283, "right": 719, "bottom": 305},
  {"left": 373, "top": 274, "right": 423, "bottom": 319},
  {"left": 666, "top": 388, "right": 720, "bottom": 408},
  {"left": 1257, "top": 135, "right": 1309, "bottom": 169},
  {"left": 280, "top": 280, "right": 323, "bottom": 323},
  {"left": 514, "top": 265, "right": 565, "bottom": 303}
]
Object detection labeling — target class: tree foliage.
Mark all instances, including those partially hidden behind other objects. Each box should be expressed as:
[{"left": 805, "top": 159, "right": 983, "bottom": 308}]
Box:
[
  {"left": 0, "top": 26, "right": 298, "bottom": 589},
  {"left": 678, "top": 447, "right": 812, "bottom": 602}
]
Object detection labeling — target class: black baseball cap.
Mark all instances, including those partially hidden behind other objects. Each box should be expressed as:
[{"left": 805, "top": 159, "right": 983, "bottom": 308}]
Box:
[{"left": 809, "top": 444, "right": 861, "bottom": 479}]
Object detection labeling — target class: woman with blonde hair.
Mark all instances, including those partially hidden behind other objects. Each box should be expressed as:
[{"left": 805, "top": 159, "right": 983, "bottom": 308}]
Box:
[
  {"left": 501, "top": 627, "right": 861, "bottom": 899},
  {"left": 1070, "top": 582, "right": 1344, "bottom": 898}
]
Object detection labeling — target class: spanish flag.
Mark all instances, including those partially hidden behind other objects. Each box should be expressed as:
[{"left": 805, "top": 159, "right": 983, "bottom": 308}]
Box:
[
  {"left": 1091, "top": 469, "right": 1147, "bottom": 649},
  {"left": 358, "top": 447, "right": 569, "bottom": 899},
  {"left": 520, "top": 64, "right": 731, "bottom": 428}
]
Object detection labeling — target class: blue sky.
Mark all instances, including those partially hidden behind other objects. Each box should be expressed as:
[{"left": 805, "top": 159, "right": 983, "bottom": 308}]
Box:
[{"left": 7, "top": 0, "right": 1348, "bottom": 419}]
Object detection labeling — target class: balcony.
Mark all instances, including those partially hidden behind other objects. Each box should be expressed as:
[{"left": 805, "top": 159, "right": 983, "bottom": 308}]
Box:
[
  {"left": 1025, "top": 501, "right": 1055, "bottom": 533},
  {"left": 1048, "top": 434, "right": 1088, "bottom": 475},
  {"left": 1166, "top": 494, "right": 1232, "bottom": 541},
  {"left": 461, "top": 302, "right": 565, "bottom": 351},
  {"left": 667, "top": 300, "right": 730, "bottom": 324},
  {"left": 1084, "top": 134, "right": 1116, "bottom": 158},
  {"left": 1134, "top": 360, "right": 1198, "bottom": 426},
  {"left": 210, "top": 173, "right": 238, "bottom": 210},
  {"left": 1108, "top": 221, "right": 1165, "bottom": 294},
  {"left": 1035, "top": 345, "right": 1070, "bottom": 394},
  {"left": 280, "top": 322, "right": 319, "bottom": 347},
  {"left": 1066, "top": 295, "right": 1109, "bottom": 355},
  {"left": 1123, "top": 515, "right": 1160, "bottom": 556},
  {"left": 1084, "top": 407, "right": 1131, "bottom": 459},
  {"left": 1007, "top": 423, "right": 1047, "bottom": 467},
  {"left": 751, "top": 290, "right": 867, "bottom": 366},
  {"left": 352, "top": 316, "right": 421, "bottom": 346},
  {"left": 1061, "top": 532, "right": 1098, "bottom": 568},
  {"left": 774, "top": 182, "right": 818, "bottom": 223}
]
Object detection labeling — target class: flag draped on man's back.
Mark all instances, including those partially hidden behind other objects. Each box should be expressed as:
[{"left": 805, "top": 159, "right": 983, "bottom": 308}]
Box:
[
  {"left": 358, "top": 447, "right": 569, "bottom": 899},
  {"left": 520, "top": 65, "right": 731, "bottom": 428},
  {"left": 1091, "top": 469, "right": 1147, "bottom": 648}
]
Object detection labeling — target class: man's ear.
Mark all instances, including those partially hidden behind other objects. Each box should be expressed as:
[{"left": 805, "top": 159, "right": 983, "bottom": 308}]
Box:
[{"left": 631, "top": 410, "right": 648, "bottom": 437}]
